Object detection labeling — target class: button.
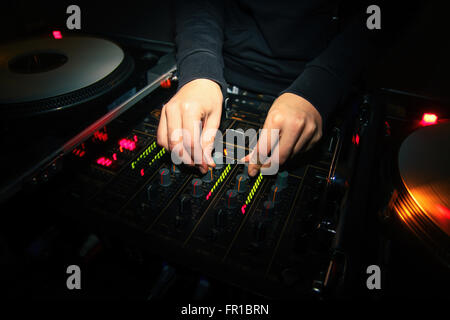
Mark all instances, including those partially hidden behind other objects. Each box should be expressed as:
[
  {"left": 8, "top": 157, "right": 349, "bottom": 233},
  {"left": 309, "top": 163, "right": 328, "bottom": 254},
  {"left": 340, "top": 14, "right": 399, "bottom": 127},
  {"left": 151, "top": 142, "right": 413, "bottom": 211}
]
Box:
[
  {"left": 235, "top": 173, "right": 249, "bottom": 193},
  {"left": 275, "top": 171, "right": 289, "bottom": 189},
  {"left": 225, "top": 189, "right": 238, "bottom": 209},
  {"left": 191, "top": 178, "right": 203, "bottom": 198},
  {"left": 158, "top": 168, "right": 171, "bottom": 187}
]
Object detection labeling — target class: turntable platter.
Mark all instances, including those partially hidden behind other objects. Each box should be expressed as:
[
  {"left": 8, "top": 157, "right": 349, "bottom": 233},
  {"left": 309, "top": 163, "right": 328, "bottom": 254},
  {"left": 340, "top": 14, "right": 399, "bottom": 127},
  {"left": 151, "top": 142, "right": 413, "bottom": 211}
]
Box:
[
  {"left": 0, "top": 36, "right": 125, "bottom": 105},
  {"left": 398, "top": 122, "right": 450, "bottom": 236}
]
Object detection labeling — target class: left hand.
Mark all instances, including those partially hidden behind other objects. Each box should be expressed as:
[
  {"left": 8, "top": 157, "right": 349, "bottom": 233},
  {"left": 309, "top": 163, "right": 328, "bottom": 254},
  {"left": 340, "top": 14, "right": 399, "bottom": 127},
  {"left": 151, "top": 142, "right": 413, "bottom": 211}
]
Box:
[{"left": 244, "top": 93, "right": 323, "bottom": 176}]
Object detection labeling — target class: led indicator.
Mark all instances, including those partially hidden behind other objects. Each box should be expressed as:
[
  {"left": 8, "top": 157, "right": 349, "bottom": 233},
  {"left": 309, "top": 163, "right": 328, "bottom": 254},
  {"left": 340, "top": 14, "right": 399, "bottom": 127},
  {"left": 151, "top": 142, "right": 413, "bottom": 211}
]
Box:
[
  {"left": 97, "top": 157, "right": 112, "bottom": 167},
  {"left": 420, "top": 113, "right": 438, "bottom": 126},
  {"left": 52, "top": 30, "right": 62, "bottom": 39},
  {"left": 160, "top": 78, "right": 172, "bottom": 88},
  {"left": 119, "top": 138, "right": 136, "bottom": 151}
]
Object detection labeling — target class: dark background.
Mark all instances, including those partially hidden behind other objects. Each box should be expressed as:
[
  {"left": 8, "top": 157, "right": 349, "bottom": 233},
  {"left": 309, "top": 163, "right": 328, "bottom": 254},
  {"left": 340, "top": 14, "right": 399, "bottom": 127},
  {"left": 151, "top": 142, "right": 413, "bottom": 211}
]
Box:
[{"left": 0, "top": 1, "right": 449, "bottom": 101}]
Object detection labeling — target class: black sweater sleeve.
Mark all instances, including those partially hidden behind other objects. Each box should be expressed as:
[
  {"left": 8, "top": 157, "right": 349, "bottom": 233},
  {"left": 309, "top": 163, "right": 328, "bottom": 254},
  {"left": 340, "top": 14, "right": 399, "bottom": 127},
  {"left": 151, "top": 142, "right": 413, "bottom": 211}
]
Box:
[
  {"left": 174, "top": 0, "right": 227, "bottom": 96},
  {"left": 281, "top": 5, "right": 373, "bottom": 121}
]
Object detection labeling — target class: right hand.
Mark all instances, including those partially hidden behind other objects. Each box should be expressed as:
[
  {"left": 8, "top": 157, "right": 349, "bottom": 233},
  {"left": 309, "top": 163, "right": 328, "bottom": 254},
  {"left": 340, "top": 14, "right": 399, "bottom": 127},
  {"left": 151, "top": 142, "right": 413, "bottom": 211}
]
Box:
[{"left": 157, "top": 78, "right": 223, "bottom": 174}]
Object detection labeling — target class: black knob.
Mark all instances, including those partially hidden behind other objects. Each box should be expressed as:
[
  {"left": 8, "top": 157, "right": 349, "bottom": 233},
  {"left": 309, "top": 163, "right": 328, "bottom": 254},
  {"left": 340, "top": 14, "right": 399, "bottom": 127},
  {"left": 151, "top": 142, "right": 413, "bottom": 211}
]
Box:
[
  {"left": 158, "top": 168, "right": 171, "bottom": 187},
  {"left": 215, "top": 209, "right": 224, "bottom": 228},
  {"left": 262, "top": 200, "right": 275, "bottom": 216},
  {"left": 171, "top": 163, "right": 181, "bottom": 174},
  {"left": 255, "top": 220, "right": 267, "bottom": 242},
  {"left": 202, "top": 167, "right": 214, "bottom": 183},
  {"left": 145, "top": 182, "right": 158, "bottom": 202},
  {"left": 179, "top": 194, "right": 191, "bottom": 215},
  {"left": 191, "top": 178, "right": 203, "bottom": 198},
  {"left": 268, "top": 184, "right": 282, "bottom": 203},
  {"left": 225, "top": 189, "right": 238, "bottom": 209},
  {"left": 235, "top": 173, "right": 249, "bottom": 193},
  {"left": 275, "top": 171, "right": 289, "bottom": 189}
]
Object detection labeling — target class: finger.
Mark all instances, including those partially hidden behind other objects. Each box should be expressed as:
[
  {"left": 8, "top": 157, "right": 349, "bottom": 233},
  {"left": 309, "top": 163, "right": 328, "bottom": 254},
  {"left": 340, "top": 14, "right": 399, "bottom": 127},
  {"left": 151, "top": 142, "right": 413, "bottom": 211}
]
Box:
[
  {"left": 182, "top": 108, "right": 207, "bottom": 173},
  {"left": 156, "top": 105, "right": 168, "bottom": 149},
  {"left": 201, "top": 108, "right": 221, "bottom": 168},
  {"left": 247, "top": 112, "right": 282, "bottom": 176},
  {"left": 164, "top": 104, "right": 193, "bottom": 166},
  {"left": 165, "top": 103, "right": 183, "bottom": 151}
]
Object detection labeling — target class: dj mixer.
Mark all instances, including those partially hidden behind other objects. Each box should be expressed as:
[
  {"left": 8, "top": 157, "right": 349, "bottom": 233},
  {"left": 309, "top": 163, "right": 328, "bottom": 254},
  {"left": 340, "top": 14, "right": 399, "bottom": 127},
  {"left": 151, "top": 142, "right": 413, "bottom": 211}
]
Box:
[{"left": 45, "top": 83, "right": 355, "bottom": 298}]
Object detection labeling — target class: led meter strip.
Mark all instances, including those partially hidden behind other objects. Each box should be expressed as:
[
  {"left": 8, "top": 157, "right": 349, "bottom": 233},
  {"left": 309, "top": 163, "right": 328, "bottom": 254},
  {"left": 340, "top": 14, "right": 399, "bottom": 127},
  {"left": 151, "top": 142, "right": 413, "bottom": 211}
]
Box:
[{"left": 241, "top": 173, "right": 263, "bottom": 214}]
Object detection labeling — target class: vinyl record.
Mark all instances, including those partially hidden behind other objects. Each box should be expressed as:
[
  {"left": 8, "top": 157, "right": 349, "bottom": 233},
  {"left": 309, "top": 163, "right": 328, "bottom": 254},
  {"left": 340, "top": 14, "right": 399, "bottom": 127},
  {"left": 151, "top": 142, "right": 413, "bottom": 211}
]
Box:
[
  {"left": 0, "top": 35, "right": 133, "bottom": 116},
  {"left": 393, "top": 122, "right": 450, "bottom": 266}
]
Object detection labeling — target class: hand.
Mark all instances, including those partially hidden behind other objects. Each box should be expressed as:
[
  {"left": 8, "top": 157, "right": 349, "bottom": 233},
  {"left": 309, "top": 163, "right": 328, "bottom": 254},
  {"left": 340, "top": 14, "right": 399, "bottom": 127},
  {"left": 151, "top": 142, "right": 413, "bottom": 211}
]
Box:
[
  {"left": 244, "top": 93, "right": 323, "bottom": 176},
  {"left": 157, "top": 79, "right": 223, "bottom": 174}
]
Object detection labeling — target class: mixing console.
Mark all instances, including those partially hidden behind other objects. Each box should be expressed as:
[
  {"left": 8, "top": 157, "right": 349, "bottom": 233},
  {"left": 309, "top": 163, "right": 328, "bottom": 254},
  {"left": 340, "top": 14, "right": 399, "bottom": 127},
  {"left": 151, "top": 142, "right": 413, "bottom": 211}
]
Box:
[{"left": 55, "top": 87, "right": 345, "bottom": 298}]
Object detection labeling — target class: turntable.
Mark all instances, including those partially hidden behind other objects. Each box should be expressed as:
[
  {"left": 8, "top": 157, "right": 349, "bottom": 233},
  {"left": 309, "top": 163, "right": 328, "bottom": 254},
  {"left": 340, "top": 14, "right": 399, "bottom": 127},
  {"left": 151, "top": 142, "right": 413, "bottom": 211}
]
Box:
[
  {"left": 0, "top": 32, "right": 176, "bottom": 201},
  {"left": 391, "top": 121, "right": 450, "bottom": 266},
  {"left": 0, "top": 35, "right": 133, "bottom": 116}
]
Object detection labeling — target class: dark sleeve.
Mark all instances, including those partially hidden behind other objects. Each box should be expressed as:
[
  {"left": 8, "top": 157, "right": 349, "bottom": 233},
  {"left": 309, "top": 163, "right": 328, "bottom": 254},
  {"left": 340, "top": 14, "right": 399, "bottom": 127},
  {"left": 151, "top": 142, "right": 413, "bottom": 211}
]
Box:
[
  {"left": 281, "top": 2, "right": 381, "bottom": 121},
  {"left": 174, "top": 0, "right": 227, "bottom": 96}
]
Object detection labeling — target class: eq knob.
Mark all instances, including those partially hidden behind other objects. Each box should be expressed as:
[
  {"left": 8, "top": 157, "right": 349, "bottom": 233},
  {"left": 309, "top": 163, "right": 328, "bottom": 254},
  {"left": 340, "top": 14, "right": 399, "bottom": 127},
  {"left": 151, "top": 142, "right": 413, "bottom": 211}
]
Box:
[
  {"left": 262, "top": 200, "right": 275, "bottom": 216},
  {"left": 213, "top": 152, "right": 224, "bottom": 169},
  {"left": 158, "top": 168, "right": 171, "bottom": 187},
  {"left": 225, "top": 189, "right": 238, "bottom": 209},
  {"left": 235, "top": 173, "right": 249, "bottom": 193},
  {"left": 268, "top": 184, "right": 282, "bottom": 203},
  {"left": 191, "top": 178, "right": 203, "bottom": 198},
  {"left": 179, "top": 194, "right": 192, "bottom": 215},
  {"left": 145, "top": 182, "right": 158, "bottom": 202},
  {"left": 255, "top": 220, "right": 267, "bottom": 242},
  {"left": 202, "top": 167, "right": 214, "bottom": 183},
  {"left": 171, "top": 163, "right": 181, "bottom": 174},
  {"left": 215, "top": 209, "right": 225, "bottom": 228},
  {"left": 275, "top": 171, "right": 289, "bottom": 189}
]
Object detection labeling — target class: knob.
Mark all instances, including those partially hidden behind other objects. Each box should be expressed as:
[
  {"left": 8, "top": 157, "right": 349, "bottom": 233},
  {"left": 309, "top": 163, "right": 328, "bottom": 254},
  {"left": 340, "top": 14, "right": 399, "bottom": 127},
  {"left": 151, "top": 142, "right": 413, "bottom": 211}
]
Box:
[
  {"left": 191, "top": 178, "right": 203, "bottom": 198},
  {"left": 158, "top": 168, "right": 171, "bottom": 187},
  {"left": 145, "top": 182, "right": 158, "bottom": 202},
  {"left": 235, "top": 173, "right": 249, "bottom": 193},
  {"left": 275, "top": 171, "right": 289, "bottom": 189},
  {"left": 213, "top": 152, "right": 223, "bottom": 169},
  {"left": 171, "top": 163, "right": 181, "bottom": 174},
  {"left": 268, "top": 184, "right": 282, "bottom": 203},
  {"left": 255, "top": 220, "right": 267, "bottom": 242},
  {"left": 262, "top": 200, "right": 275, "bottom": 216},
  {"left": 215, "top": 209, "right": 224, "bottom": 228},
  {"left": 179, "top": 194, "right": 191, "bottom": 215},
  {"left": 225, "top": 189, "right": 238, "bottom": 209},
  {"left": 202, "top": 167, "right": 214, "bottom": 183}
]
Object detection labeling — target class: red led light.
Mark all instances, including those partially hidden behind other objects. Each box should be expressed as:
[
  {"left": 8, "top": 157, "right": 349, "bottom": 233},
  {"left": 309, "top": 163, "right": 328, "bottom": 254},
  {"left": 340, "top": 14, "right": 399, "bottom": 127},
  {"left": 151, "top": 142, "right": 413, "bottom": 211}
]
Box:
[
  {"left": 352, "top": 134, "right": 360, "bottom": 145},
  {"left": 420, "top": 113, "right": 438, "bottom": 126},
  {"left": 119, "top": 138, "right": 136, "bottom": 151},
  {"left": 93, "top": 131, "right": 108, "bottom": 142},
  {"left": 241, "top": 204, "right": 247, "bottom": 215},
  {"left": 52, "top": 30, "right": 62, "bottom": 39},
  {"left": 112, "top": 153, "right": 117, "bottom": 161},
  {"left": 206, "top": 191, "right": 212, "bottom": 200},
  {"left": 97, "top": 157, "right": 112, "bottom": 167},
  {"left": 160, "top": 79, "right": 172, "bottom": 88},
  {"left": 140, "top": 169, "right": 145, "bottom": 177}
]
